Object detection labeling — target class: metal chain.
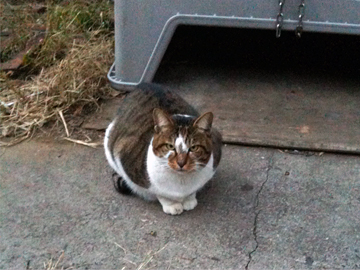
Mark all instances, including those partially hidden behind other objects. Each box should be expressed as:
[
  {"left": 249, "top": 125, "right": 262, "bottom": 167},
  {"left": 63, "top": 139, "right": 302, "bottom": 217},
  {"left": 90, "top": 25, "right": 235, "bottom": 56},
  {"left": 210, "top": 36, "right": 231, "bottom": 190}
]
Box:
[
  {"left": 276, "top": 0, "right": 285, "bottom": 38},
  {"left": 295, "top": 0, "right": 305, "bottom": 38}
]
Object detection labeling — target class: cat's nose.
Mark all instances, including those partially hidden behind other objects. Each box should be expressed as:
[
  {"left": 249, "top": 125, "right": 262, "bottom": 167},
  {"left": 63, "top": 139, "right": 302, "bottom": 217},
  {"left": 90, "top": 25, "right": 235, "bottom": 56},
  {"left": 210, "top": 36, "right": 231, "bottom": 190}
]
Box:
[
  {"left": 177, "top": 154, "right": 187, "bottom": 168},
  {"left": 177, "top": 160, "right": 186, "bottom": 168}
]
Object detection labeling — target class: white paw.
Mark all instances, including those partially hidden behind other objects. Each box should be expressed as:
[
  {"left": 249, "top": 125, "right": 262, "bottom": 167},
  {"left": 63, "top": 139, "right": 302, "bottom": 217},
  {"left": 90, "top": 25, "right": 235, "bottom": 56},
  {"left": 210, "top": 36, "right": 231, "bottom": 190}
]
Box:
[
  {"left": 183, "top": 198, "right": 198, "bottom": 211},
  {"left": 162, "top": 203, "right": 184, "bottom": 215}
]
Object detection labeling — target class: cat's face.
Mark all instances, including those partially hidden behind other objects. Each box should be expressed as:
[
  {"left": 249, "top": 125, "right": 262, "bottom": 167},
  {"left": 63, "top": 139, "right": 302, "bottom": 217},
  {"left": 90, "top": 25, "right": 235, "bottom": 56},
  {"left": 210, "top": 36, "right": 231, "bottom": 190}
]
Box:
[{"left": 152, "top": 109, "right": 213, "bottom": 172}]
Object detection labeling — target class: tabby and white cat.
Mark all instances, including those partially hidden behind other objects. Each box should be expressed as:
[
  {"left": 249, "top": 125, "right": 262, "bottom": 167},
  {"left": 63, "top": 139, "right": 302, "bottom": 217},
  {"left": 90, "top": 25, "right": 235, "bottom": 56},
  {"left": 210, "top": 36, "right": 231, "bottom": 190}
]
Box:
[{"left": 104, "top": 83, "right": 222, "bottom": 215}]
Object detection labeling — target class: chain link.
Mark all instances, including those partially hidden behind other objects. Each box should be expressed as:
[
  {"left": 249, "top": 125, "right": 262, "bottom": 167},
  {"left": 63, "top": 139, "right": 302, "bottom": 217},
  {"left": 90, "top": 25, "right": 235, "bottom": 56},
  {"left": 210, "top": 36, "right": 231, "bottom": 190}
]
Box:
[
  {"left": 276, "top": 0, "right": 285, "bottom": 38},
  {"left": 295, "top": 0, "right": 305, "bottom": 38}
]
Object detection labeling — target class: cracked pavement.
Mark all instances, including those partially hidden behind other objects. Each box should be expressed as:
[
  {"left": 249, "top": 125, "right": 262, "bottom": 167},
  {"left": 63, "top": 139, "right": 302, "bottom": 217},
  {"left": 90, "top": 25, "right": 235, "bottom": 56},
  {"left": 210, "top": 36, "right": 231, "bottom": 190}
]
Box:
[
  {"left": 245, "top": 152, "right": 274, "bottom": 270},
  {"left": 1, "top": 141, "right": 360, "bottom": 269},
  {"left": 250, "top": 150, "right": 360, "bottom": 269}
]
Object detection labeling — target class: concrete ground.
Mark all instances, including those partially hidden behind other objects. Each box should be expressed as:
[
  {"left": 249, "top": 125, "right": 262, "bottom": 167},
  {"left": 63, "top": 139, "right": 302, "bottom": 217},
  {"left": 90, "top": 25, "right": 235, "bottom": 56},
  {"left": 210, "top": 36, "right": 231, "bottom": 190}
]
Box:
[
  {"left": 1, "top": 28, "right": 360, "bottom": 269},
  {"left": 1, "top": 140, "right": 360, "bottom": 269}
]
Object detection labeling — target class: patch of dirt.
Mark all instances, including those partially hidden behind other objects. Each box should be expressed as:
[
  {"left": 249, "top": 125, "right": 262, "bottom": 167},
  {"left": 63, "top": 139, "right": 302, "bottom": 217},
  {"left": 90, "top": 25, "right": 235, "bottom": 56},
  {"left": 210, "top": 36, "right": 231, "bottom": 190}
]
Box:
[{"left": 32, "top": 95, "right": 126, "bottom": 146}]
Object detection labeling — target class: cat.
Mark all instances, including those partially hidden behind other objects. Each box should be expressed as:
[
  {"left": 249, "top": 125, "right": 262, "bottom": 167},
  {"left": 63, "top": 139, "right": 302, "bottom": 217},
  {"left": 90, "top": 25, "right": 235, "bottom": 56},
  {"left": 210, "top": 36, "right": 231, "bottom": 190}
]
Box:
[{"left": 104, "top": 83, "right": 222, "bottom": 215}]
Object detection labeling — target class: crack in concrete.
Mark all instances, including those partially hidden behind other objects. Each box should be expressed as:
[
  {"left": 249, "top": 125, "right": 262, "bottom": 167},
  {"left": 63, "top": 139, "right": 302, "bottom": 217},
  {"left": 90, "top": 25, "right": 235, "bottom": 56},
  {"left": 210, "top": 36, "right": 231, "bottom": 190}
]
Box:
[{"left": 245, "top": 153, "right": 274, "bottom": 270}]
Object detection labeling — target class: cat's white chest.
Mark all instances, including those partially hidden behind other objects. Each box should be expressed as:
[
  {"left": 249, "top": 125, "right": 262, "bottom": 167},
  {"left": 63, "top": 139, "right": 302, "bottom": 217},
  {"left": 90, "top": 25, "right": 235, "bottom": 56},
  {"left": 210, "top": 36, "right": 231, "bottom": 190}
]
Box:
[{"left": 146, "top": 141, "right": 215, "bottom": 201}]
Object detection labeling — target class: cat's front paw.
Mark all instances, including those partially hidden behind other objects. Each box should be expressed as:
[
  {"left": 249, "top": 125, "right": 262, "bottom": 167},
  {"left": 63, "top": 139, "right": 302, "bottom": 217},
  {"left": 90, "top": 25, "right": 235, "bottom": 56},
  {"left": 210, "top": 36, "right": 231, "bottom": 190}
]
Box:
[
  {"left": 183, "top": 198, "right": 198, "bottom": 211},
  {"left": 162, "top": 203, "right": 184, "bottom": 215}
]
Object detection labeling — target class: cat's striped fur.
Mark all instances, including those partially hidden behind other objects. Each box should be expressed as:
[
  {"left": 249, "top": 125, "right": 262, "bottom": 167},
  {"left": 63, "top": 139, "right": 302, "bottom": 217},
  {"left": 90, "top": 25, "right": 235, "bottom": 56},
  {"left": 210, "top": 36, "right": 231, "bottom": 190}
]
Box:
[{"left": 104, "top": 83, "right": 222, "bottom": 215}]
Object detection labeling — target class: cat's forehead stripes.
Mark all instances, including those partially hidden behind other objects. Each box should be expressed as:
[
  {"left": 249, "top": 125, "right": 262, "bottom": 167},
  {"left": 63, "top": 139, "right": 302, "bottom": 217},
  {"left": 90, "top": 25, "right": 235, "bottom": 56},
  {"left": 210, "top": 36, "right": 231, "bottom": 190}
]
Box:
[
  {"left": 175, "top": 126, "right": 190, "bottom": 153},
  {"left": 175, "top": 135, "right": 188, "bottom": 153}
]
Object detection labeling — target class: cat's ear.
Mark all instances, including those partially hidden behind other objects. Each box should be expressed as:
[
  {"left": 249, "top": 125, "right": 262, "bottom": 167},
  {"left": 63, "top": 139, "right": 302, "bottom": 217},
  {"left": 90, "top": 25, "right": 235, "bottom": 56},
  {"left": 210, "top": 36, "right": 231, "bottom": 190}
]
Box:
[
  {"left": 193, "top": 112, "right": 213, "bottom": 131},
  {"left": 153, "top": 108, "right": 174, "bottom": 133}
]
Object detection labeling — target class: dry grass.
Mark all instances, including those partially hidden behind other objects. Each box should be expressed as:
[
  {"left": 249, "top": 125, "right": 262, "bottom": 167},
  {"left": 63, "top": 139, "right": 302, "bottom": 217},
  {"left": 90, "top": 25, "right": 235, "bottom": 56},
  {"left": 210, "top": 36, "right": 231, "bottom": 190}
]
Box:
[
  {"left": 0, "top": 2, "right": 44, "bottom": 63},
  {"left": 136, "top": 244, "right": 169, "bottom": 270},
  {"left": 43, "top": 250, "right": 74, "bottom": 270},
  {"left": 43, "top": 251, "right": 64, "bottom": 270},
  {"left": 113, "top": 241, "right": 169, "bottom": 270},
  {"left": 31, "top": 0, "right": 114, "bottom": 69},
  {"left": 0, "top": 0, "right": 115, "bottom": 146}
]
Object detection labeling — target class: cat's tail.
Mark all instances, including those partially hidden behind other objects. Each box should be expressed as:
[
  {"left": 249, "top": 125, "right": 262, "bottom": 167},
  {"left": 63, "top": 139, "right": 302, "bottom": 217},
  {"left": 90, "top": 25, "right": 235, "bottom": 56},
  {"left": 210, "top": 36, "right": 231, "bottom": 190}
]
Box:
[{"left": 112, "top": 172, "right": 133, "bottom": 195}]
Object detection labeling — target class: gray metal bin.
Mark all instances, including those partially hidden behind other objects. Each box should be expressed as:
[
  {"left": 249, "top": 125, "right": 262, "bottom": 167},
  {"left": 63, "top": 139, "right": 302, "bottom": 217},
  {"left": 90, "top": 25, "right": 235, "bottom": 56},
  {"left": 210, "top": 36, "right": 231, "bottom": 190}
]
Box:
[{"left": 108, "top": 0, "right": 360, "bottom": 90}]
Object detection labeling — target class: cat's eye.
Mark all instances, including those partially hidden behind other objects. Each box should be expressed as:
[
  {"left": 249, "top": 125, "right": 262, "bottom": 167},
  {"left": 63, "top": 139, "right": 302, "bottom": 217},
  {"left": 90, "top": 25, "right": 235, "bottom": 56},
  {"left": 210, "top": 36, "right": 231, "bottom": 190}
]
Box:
[
  {"left": 189, "top": 145, "right": 200, "bottom": 152},
  {"left": 166, "top": 144, "right": 175, "bottom": 150}
]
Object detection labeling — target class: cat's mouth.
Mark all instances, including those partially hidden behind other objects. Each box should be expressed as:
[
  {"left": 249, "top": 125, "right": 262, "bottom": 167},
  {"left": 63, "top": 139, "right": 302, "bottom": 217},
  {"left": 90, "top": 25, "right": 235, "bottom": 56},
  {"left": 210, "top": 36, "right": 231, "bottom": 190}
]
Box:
[
  {"left": 174, "top": 167, "right": 195, "bottom": 173},
  {"left": 168, "top": 161, "right": 196, "bottom": 173}
]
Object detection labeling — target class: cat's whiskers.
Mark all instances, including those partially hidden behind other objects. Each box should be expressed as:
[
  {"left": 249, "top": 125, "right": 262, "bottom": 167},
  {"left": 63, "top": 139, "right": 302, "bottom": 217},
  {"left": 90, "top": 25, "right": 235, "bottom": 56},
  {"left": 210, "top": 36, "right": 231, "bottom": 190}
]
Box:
[
  {"left": 155, "top": 159, "right": 170, "bottom": 168},
  {"left": 194, "top": 161, "right": 211, "bottom": 171}
]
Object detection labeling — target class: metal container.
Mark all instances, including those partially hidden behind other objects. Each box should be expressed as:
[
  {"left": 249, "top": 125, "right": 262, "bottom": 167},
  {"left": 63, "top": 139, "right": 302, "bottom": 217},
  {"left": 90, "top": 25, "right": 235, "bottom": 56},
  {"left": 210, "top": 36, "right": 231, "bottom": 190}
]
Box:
[{"left": 108, "top": 0, "right": 360, "bottom": 89}]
